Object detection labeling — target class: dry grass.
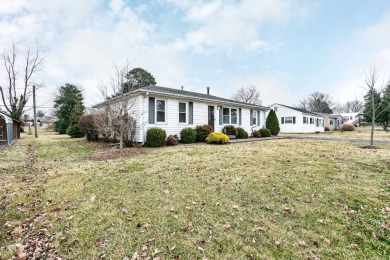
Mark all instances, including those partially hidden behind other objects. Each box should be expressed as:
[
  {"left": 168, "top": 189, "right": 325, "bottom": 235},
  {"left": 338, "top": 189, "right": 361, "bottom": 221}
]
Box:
[
  {"left": 280, "top": 126, "right": 390, "bottom": 140},
  {"left": 1, "top": 129, "right": 389, "bottom": 259}
]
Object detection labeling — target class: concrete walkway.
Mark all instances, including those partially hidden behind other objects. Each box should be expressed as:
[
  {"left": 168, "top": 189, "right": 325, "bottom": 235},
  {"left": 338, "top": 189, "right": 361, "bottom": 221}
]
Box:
[{"left": 229, "top": 136, "right": 390, "bottom": 144}]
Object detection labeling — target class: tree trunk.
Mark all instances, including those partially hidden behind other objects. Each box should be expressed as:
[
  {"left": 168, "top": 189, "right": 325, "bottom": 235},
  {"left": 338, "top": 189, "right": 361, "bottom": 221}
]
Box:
[{"left": 370, "top": 92, "right": 375, "bottom": 147}]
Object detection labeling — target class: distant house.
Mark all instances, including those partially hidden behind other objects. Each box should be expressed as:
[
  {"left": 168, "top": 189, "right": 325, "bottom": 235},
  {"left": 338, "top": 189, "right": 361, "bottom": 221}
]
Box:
[
  {"left": 269, "top": 104, "right": 325, "bottom": 133},
  {"left": 316, "top": 113, "right": 343, "bottom": 130},
  {"left": 0, "top": 111, "right": 21, "bottom": 146},
  {"left": 340, "top": 112, "right": 364, "bottom": 126},
  {"left": 94, "top": 86, "right": 270, "bottom": 142}
]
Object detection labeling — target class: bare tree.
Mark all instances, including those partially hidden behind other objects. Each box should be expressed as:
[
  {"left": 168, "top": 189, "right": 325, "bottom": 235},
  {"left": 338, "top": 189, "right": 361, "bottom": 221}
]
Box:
[
  {"left": 231, "top": 85, "right": 262, "bottom": 105},
  {"left": 96, "top": 63, "right": 142, "bottom": 150},
  {"left": 361, "top": 66, "right": 390, "bottom": 147},
  {"left": 297, "top": 92, "right": 335, "bottom": 113},
  {"left": 0, "top": 44, "right": 43, "bottom": 121},
  {"left": 342, "top": 100, "right": 364, "bottom": 113}
]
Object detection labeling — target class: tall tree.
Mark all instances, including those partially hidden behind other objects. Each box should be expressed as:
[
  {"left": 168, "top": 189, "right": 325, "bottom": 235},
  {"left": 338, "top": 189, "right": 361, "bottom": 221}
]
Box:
[
  {"left": 361, "top": 66, "right": 390, "bottom": 147},
  {"left": 54, "top": 84, "right": 85, "bottom": 135},
  {"left": 0, "top": 44, "right": 43, "bottom": 120},
  {"left": 122, "top": 67, "right": 156, "bottom": 93},
  {"left": 266, "top": 109, "right": 280, "bottom": 136},
  {"left": 297, "top": 92, "right": 334, "bottom": 113},
  {"left": 231, "top": 85, "right": 262, "bottom": 105}
]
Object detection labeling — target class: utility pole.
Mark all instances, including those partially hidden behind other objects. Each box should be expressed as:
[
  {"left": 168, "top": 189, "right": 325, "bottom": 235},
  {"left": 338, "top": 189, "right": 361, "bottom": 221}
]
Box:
[{"left": 33, "top": 85, "right": 38, "bottom": 138}]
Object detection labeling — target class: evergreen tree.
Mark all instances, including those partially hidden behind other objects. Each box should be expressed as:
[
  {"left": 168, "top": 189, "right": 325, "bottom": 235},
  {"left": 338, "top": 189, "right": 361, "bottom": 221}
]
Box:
[
  {"left": 66, "top": 104, "right": 84, "bottom": 138},
  {"left": 54, "top": 84, "right": 85, "bottom": 135},
  {"left": 363, "top": 87, "right": 390, "bottom": 131},
  {"left": 266, "top": 110, "right": 280, "bottom": 136}
]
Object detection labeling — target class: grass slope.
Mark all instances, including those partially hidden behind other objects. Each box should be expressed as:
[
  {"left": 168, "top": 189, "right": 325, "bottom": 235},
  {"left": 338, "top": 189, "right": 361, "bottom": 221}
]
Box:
[{"left": 1, "top": 130, "right": 389, "bottom": 259}]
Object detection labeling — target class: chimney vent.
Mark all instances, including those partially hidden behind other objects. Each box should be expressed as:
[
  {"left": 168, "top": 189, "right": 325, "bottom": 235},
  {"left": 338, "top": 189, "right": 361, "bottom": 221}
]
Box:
[
  {"left": 181, "top": 86, "right": 184, "bottom": 90},
  {"left": 207, "top": 86, "right": 210, "bottom": 95}
]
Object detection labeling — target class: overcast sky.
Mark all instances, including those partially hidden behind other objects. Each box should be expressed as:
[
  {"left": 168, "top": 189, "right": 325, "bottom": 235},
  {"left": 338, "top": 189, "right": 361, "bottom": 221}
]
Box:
[{"left": 1, "top": 0, "right": 390, "bottom": 115}]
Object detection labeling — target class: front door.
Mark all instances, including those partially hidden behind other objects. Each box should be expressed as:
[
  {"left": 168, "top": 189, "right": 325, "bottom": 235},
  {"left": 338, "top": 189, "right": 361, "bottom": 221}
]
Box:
[{"left": 208, "top": 106, "right": 215, "bottom": 131}]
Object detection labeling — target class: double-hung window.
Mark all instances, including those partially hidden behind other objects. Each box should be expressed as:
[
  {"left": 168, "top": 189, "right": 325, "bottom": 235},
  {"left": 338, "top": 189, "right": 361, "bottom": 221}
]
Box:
[
  {"left": 303, "top": 117, "right": 307, "bottom": 124},
  {"left": 156, "top": 99, "right": 166, "bottom": 123},
  {"left": 223, "top": 108, "right": 230, "bottom": 124},
  {"left": 179, "top": 102, "right": 186, "bottom": 123},
  {"left": 231, "top": 109, "right": 238, "bottom": 124},
  {"left": 251, "top": 110, "right": 257, "bottom": 125},
  {"left": 285, "top": 117, "right": 293, "bottom": 124},
  {"left": 310, "top": 118, "right": 314, "bottom": 124}
]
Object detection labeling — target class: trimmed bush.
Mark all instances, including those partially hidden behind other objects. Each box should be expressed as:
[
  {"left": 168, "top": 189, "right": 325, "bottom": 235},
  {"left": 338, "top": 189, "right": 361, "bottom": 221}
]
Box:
[
  {"left": 324, "top": 125, "right": 330, "bottom": 131},
  {"left": 341, "top": 124, "right": 355, "bottom": 131},
  {"left": 260, "top": 128, "right": 271, "bottom": 137},
  {"left": 145, "top": 127, "right": 166, "bottom": 147},
  {"left": 222, "top": 125, "right": 238, "bottom": 136},
  {"left": 206, "top": 132, "right": 229, "bottom": 144},
  {"left": 252, "top": 130, "right": 261, "bottom": 138},
  {"left": 180, "top": 127, "right": 197, "bottom": 143},
  {"left": 236, "top": 127, "right": 248, "bottom": 139},
  {"left": 166, "top": 135, "right": 178, "bottom": 146},
  {"left": 266, "top": 110, "right": 280, "bottom": 136},
  {"left": 195, "top": 125, "right": 213, "bottom": 142}
]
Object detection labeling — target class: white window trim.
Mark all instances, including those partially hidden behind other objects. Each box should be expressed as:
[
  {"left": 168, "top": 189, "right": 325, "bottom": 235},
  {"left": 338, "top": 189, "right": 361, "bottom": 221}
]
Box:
[
  {"left": 223, "top": 107, "right": 239, "bottom": 125},
  {"left": 178, "top": 102, "right": 187, "bottom": 124},
  {"left": 156, "top": 99, "right": 167, "bottom": 124}
]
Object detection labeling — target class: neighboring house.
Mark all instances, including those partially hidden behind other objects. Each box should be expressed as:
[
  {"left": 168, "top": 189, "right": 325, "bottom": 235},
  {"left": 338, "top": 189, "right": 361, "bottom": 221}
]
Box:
[
  {"left": 93, "top": 86, "right": 270, "bottom": 142},
  {"left": 340, "top": 112, "right": 364, "bottom": 126},
  {"left": 316, "top": 113, "right": 343, "bottom": 130},
  {"left": 0, "top": 111, "right": 21, "bottom": 146},
  {"left": 269, "top": 104, "right": 325, "bottom": 133}
]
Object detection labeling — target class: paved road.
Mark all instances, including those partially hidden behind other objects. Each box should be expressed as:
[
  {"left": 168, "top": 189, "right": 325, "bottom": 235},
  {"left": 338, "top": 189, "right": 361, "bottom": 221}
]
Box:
[{"left": 286, "top": 136, "right": 390, "bottom": 144}]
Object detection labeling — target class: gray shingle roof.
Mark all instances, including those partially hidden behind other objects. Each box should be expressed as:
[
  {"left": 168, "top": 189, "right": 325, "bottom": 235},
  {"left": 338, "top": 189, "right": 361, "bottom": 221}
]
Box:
[
  {"left": 95, "top": 85, "right": 269, "bottom": 110},
  {"left": 140, "top": 86, "right": 269, "bottom": 109},
  {"left": 273, "top": 103, "right": 324, "bottom": 117}
]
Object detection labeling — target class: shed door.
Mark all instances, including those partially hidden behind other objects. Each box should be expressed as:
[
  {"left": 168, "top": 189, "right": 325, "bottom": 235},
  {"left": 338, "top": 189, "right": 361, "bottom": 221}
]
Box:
[
  {"left": 0, "top": 126, "right": 3, "bottom": 140},
  {"left": 208, "top": 106, "right": 215, "bottom": 131}
]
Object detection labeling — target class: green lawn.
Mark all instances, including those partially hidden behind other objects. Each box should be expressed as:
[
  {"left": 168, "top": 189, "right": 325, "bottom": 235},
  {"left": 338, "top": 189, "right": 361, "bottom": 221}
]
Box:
[{"left": 1, "top": 129, "right": 389, "bottom": 259}]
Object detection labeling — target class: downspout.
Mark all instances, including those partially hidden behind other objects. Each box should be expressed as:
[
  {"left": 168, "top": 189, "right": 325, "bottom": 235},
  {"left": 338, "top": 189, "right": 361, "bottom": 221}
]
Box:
[{"left": 140, "top": 95, "right": 144, "bottom": 143}]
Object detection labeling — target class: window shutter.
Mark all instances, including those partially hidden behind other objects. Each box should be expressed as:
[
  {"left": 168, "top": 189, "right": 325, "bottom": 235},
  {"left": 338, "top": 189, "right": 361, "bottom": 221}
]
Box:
[
  {"left": 239, "top": 108, "right": 242, "bottom": 125},
  {"left": 250, "top": 110, "right": 253, "bottom": 125},
  {"left": 257, "top": 111, "right": 260, "bottom": 126},
  {"left": 293, "top": 117, "right": 296, "bottom": 124},
  {"left": 219, "top": 107, "right": 222, "bottom": 125},
  {"left": 149, "top": 97, "right": 155, "bottom": 124},
  {"left": 281, "top": 117, "right": 284, "bottom": 124},
  {"left": 189, "top": 102, "right": 193, "bottom": 124}
]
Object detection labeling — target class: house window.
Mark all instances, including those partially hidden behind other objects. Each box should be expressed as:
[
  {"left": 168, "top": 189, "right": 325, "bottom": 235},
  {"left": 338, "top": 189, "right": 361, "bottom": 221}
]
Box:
[
  {"left": 330, "top": 120, "right": 334, "bottom": 125},
  {"left": 310, "top": 118, "right": 314, "bottom": 124},
  {"left": 223, "top": 108, "right": 230, "bottom": 124},
  {"left": 350, "top": 116, "right": 353, "bottom": 120},
  {"left": 231, "top": 109, "right": 237, "bottom": 124},
  {"left": 156, "top": 99, "right": 166, "bottom": 123},
  {"left": 179, "top": 102, "right": 186, "bottom": 123},
  {"left": 252, "top": 110, "right": 257, "bottom": 125},
  {"left": 303, "top": 117, "right": 307, "bottom": 124},
  {"left": 285, "top": 117, "right": 293, "bottom": 124}
]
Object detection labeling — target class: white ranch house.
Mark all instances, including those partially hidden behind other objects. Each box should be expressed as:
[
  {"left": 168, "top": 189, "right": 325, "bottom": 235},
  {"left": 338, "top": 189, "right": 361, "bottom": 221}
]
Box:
[
  {"left": 94, "top": 86, "right": 269, "bottom": 143},
  {"left": 269, "top": 104, "right": 325, "bottom": 133}
]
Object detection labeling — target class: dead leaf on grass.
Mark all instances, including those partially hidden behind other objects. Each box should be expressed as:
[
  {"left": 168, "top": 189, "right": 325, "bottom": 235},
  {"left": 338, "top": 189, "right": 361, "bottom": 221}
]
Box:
[
  {"left": 223, "top": 222, "right": 231, "bottom": 229},
  {"left": 297, "top": 241, "right": 306, "bottom": 247},
  {"left": 351, "top": 243, "right": 359, "bottom": 250}
]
